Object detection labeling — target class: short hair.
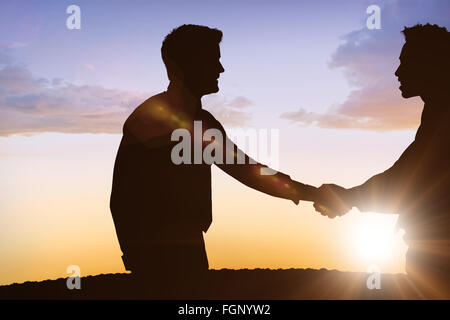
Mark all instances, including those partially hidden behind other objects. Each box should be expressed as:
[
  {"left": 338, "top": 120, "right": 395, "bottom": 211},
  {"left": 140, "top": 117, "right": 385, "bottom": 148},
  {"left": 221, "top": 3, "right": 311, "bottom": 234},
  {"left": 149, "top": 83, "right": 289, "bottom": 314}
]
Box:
[
  {"left": 401, "top": 23, "right": 450, "bottom": 68},
  {"left": 161, "top": 24, "right": 223, "bottom": 80}
]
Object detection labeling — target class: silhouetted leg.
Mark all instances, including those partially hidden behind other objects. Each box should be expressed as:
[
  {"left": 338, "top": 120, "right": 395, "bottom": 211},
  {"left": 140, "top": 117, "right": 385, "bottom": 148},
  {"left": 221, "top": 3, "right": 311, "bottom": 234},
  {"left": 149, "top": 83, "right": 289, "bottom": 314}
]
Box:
[{"left": 124, "top": 229, "right": 209, "bottom": 298}]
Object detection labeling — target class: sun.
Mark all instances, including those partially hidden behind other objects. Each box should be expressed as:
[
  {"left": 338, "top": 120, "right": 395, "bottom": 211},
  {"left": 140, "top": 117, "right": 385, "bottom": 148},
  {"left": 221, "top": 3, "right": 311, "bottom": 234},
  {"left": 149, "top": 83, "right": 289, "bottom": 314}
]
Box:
[{"left": 352, "top": 212, "right": 403, "bottom": 263}]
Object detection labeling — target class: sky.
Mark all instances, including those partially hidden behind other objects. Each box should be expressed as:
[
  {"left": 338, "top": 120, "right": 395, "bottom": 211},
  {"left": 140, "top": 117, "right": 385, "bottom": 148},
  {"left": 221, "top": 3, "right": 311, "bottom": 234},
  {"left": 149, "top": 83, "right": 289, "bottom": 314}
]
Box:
[{"left": 0, "top": 0, "right": 449, "bottom": 285}]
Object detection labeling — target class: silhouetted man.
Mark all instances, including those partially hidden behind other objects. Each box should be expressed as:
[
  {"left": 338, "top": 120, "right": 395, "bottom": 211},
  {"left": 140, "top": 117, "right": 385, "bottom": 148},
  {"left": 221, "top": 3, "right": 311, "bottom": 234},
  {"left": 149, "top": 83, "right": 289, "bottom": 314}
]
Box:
[
  {"left": 110, "top": 24, "right": 317, "bottom": 295},
  {"left": 314, "top": 24, "right": 450, "bottom": 299}
]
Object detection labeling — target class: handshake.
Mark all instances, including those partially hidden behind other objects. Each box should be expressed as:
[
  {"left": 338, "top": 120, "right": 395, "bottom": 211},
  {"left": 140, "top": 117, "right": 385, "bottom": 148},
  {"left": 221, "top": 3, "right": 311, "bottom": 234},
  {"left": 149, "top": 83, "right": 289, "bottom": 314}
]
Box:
[
  {"left": 293, "top": 182, "right": 357, "bottom": 219},
  {"left": 313, "top": 184, "right": 357, "bottom": 218}
]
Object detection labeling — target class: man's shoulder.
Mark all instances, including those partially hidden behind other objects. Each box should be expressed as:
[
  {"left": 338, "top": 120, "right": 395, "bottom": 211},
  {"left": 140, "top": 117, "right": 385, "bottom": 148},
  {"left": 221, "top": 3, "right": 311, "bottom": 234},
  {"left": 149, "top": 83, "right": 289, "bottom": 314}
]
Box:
[
  {"left": 119, "top": 91, "right": 180, "bottom": 147},
  {"left": 125, "top": 92, "right": 168, "bottom": 127}
]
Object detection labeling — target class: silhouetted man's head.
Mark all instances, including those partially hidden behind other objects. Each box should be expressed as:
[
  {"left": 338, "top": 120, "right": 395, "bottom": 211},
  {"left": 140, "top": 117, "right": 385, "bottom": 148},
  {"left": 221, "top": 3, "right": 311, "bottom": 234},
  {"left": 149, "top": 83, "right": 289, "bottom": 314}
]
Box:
[
  {"left": 161, "top": 24, "right": 225, "bottom": 97},
  {"left": 395, "top": 23, "right": 450, "bottom": 99}
]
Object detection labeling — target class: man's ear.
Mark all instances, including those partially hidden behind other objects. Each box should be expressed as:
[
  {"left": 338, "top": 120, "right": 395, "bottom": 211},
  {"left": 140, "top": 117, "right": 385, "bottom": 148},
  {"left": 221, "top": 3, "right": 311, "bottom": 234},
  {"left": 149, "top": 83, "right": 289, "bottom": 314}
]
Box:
[{"left": 165, "top": 58, "right": 185, "bottom": 82}]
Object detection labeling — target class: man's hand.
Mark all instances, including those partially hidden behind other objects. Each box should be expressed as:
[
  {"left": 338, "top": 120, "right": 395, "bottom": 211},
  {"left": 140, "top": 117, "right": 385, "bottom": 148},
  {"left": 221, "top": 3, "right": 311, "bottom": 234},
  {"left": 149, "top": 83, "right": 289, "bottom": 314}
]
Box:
[{"left": 313, "top": 184, "right": 354, "bottom": 218}]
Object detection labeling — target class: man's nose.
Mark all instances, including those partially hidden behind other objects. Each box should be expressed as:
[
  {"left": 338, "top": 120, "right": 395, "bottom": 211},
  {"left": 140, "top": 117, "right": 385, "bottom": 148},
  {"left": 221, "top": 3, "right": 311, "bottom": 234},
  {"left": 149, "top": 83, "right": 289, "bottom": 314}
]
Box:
[
  {"left": 219, "top": 62, "right": 225, "bottom": 73},
  {"left": 395, "top": 65, "right": 401, "bottom": 77}
]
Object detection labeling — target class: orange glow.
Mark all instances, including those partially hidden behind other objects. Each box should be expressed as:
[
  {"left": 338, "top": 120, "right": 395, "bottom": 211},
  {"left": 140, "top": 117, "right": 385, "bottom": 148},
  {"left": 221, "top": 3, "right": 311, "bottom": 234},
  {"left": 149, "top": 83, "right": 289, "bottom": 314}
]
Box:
[{"left": 0, "top": 132, "right": 409, "bottom": 286}]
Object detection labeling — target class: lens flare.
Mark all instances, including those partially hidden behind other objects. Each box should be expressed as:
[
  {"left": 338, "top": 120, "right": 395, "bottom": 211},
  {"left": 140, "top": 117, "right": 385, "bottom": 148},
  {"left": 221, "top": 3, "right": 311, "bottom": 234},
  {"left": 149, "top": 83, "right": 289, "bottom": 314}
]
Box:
[{"left": 352, "top": 213, "right": 402, "bottom": 262}]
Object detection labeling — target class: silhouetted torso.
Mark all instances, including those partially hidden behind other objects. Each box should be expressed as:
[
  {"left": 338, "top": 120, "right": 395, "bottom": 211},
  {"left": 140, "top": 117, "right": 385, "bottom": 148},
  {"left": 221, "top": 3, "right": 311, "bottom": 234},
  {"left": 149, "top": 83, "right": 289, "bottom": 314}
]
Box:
[
  {"left": 396, "top": 99, "right": 450, "bottom": 242},
  {"left": 112, "top": 121, "right": 213, "bottom": 236}
]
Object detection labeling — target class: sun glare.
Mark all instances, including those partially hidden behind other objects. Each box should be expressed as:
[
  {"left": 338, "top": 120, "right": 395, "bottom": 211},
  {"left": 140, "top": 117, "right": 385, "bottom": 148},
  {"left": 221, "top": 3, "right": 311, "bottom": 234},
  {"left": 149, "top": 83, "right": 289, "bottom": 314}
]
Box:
[{"left": 352, "top": 213, "right": 403, "bottom": 263}]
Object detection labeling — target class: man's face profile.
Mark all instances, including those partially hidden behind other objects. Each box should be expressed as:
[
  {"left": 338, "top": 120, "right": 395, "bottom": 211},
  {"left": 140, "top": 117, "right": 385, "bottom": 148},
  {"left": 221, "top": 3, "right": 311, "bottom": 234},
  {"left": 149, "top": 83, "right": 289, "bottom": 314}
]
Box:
[
  {"left": 395, "top": 43, "right": 424, "bottom": 99},
  {"left": 395, "top": 42, "right": 442, "bottom": 99},
  {"left": 186, "top": 44, "right": 225, "bottom": 96}
]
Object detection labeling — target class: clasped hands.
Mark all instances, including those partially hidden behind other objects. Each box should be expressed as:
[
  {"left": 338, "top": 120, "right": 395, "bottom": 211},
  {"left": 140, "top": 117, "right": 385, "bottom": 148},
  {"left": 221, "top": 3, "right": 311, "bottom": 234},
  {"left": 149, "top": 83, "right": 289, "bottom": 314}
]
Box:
[
  {"left": 289, "top": 181, "right": 356, "bottom": 218},
  {"left": 313, "top": 184, "right": 356, "bottom": 218}
]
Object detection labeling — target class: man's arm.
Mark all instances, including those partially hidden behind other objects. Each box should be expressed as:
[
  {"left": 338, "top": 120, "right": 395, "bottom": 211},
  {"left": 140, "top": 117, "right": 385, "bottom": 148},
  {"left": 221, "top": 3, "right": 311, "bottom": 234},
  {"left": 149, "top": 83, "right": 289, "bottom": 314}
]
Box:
[
  {"left": 313, "top": 137, "right": 424, "bottom": 218},
  {"left": 217, "top": 136, "right": 318, "bottom": 204},
  {"left": 200, "top": 110, "right": 318, "bottom": 204},
  {"left": 348, "top": 139, "right": 421, "bottom": 213}
]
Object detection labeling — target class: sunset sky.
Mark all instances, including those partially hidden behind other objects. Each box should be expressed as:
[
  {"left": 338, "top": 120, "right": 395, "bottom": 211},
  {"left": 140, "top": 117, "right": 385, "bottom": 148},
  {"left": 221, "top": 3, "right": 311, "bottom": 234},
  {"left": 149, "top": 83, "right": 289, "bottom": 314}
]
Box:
[{"left": 1, "top": 0, "right": 449, "bottom": 285}]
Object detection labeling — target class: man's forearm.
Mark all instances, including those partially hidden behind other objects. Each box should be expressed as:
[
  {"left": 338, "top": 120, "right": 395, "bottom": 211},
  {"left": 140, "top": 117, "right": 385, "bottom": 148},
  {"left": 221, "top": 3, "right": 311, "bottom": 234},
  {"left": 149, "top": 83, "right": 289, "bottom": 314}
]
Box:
[
  {"left": 217, "top": 135, "right": 318, "bottom": 203},
  {"left": 259, "top": 172, "right": 318, "bottom": 203},
  {"left": 291, "top": 180, "right": 319, "bottom": 202},
  {"left": 218, "top": 160, "right": 317, "bottom": 203},
  {"left": 348, "top": 139, "right": 421, "bottom": 214},
  {"left": 348, "top": 171, "right": 402, "bottom": 213}
]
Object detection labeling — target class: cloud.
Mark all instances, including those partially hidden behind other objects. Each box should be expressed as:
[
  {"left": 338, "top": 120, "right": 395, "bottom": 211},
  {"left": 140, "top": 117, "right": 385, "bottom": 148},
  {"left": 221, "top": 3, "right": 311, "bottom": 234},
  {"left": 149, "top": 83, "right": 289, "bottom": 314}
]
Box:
[
  {"left": 281, "top": 84, "right": 422, "bottom": 131},
  {"left": 281, "top": 0, "right": 450, "bottom": 131},
  {"left": 85, "top": 64, "right": 96, "bottom": 71},
  {"left": 1, "top": 42, "right": 30, "bottom": 49},
  {"left": 0, "top": 52, "right": 148, "bottom": 136},
  {"left": 203, "top": 95, "right": 253, "bottom": 127}
]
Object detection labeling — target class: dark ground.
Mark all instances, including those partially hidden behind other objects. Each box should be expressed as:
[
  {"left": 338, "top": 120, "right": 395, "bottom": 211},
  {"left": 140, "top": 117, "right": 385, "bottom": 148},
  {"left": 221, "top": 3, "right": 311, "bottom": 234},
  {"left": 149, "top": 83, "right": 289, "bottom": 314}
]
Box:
[{"left": 0, "top": 268, "right": 424, "bottom": 300}]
